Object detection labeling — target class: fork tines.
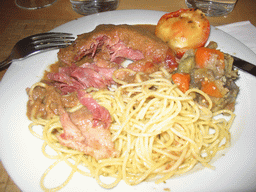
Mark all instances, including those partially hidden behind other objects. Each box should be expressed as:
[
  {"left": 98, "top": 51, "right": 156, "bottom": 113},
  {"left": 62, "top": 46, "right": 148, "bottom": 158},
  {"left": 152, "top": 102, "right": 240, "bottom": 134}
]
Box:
[
  {"left": 0, "top": 32, "right": 76, "bottom": 71},
  {"left": 29, "top": 32, "right": 75, "bottom": 50}
]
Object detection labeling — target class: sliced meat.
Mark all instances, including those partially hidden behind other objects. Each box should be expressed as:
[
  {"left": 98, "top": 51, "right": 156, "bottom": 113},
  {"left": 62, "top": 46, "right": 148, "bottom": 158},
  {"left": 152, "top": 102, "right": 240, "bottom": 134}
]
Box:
[
  {"left": 47, "top": 63, "right": 117, "bottom": 95},
  {"left": 109, "top": 41, "right": 144, "bottom": 61},
  {"left": 57, "top": 107, "right": 118, "bottom": 160},
  {"left": 47, "top": 72, "right": 85, "bottom": 94},
  {"left": 77, "top": 89, "right": 112, "bottom": 129},
  {"left": 80, "top": 63, "right": 117, "bottom": 84}
]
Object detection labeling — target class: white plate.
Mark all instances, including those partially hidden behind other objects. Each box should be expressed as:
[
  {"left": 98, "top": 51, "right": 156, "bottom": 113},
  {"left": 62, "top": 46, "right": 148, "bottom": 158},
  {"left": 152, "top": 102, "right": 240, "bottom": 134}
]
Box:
[{"left": 1, "top": 10, "right": 256, "bottom": 192}]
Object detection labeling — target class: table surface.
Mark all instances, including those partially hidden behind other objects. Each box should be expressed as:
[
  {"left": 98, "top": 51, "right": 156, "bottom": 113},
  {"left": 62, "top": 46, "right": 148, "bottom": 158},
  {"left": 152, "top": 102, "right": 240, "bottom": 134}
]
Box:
[{"left": 0, "top": 0, "right": 256, "bottom": 191}]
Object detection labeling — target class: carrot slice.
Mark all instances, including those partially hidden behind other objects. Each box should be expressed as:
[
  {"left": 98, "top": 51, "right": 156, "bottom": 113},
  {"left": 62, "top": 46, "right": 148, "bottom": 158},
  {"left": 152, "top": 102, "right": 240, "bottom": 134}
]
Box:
[
  {"left": 195, "top": 47, "right": 225, "bottom": 68},
  {"left": 172, "top": 73, "right": 190, "bottom": 93},
  {"left": 201, "top": 81, "right": 223, "bottom": 98}
]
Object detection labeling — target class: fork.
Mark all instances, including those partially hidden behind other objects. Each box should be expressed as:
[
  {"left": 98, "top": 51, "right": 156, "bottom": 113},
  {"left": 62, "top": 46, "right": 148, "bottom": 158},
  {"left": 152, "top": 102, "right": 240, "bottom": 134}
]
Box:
[{"left": 0, "top": 32, "right": 75, "bottom": 71}]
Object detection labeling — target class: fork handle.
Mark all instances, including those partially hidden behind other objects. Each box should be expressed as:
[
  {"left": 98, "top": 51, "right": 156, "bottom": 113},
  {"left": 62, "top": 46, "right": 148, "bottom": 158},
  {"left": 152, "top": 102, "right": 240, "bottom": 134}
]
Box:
[{"left": 0, "top": 56, "right": 12, "bottom": 71}]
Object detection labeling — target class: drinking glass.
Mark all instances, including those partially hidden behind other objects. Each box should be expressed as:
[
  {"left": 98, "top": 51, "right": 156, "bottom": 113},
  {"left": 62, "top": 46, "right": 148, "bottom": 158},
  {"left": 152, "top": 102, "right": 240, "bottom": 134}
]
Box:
[
  {"left": 15, "top": 0, "right": 57, "bottom": 10},
  {"left": 185, "top": 0, "right": 238, "bottom": 17},
  {"left": 70, "top": 0, "right": 119, "bottom": 15}
]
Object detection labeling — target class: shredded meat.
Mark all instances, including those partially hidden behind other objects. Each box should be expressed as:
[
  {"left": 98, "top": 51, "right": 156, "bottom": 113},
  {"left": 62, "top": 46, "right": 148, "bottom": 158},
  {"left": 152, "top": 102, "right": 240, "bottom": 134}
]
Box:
[
  {"left": 47, "top": 63, "right": 117, "bottom": 95},
  {"left": 58, "top": 24, "right": 178, "bottom": 73}
]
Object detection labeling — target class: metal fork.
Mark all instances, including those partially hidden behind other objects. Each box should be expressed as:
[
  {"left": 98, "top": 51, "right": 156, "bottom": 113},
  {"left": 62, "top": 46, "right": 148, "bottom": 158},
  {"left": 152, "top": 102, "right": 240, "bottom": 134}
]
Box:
[{"left": 0, "top": 32, "right": 75, "bottom": 71}]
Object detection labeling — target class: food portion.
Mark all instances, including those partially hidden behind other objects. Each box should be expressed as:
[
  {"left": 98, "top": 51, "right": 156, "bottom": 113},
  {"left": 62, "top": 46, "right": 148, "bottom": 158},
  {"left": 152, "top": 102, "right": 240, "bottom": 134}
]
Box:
[
  {"left": 176, "top": 41, "right": 239, "bottom": 112},
  {"left": 155, "top": 9, "right": 210, "bottom": 58},
  {"left": 26, "top": 9, "right": 239, "bottom": 191},
  {"left": 58, "top": 24, "right": 178, "bottom": 72}
]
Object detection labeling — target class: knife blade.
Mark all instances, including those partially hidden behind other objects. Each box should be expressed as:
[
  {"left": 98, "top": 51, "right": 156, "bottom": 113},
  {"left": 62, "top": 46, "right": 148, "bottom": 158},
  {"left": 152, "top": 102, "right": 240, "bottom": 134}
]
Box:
[{"left": 232, "top": 56, "right": 256, "bottom": 77}]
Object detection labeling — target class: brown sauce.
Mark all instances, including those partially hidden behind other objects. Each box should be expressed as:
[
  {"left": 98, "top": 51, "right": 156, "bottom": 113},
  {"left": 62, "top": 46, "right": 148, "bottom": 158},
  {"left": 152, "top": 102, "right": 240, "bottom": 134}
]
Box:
[
  {"left": 135, "top": 24, "right": 156, "bottom": 34},
  {"left": 42, "top": 62, "right": 60, "bottom": 80}
]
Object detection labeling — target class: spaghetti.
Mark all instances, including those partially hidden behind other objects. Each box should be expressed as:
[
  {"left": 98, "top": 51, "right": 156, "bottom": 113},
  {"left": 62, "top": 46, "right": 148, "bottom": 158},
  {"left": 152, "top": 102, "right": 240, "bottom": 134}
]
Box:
[{"left": 28, "top": 68, "right": 235, "bottom": 191}]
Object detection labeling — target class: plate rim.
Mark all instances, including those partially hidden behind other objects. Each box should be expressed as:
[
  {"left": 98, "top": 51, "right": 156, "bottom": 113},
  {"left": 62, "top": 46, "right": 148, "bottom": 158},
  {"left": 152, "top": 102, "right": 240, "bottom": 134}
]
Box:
[{"left": 1, "top": 9, "right": 256, "bottom": 192}]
